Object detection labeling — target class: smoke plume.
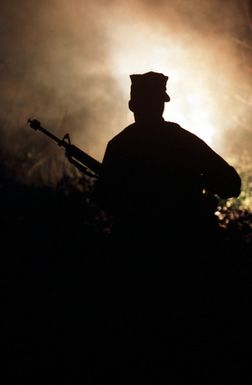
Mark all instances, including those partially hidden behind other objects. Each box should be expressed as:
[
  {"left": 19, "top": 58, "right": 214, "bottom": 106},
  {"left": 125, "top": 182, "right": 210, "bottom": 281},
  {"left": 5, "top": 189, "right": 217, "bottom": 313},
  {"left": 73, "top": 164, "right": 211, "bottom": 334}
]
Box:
[{"left": 0, "top": 0, "right": 251, "bottom": 184}]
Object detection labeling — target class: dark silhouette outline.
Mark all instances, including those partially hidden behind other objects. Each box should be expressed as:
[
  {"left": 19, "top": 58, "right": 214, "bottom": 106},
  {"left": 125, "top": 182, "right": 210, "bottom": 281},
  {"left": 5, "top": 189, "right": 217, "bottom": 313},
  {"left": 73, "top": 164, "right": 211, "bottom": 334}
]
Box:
[
  {"left": 97, "top": 71, "right": 241, "bottom": 254},
  {"left": 94, "top": 71, "right": 243, "bottom": 383}
]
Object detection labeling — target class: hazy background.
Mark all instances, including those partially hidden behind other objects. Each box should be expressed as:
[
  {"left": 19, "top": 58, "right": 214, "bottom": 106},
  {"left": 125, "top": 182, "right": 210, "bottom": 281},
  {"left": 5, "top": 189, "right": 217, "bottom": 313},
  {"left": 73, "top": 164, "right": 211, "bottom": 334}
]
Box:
[{"left": 0, "top": 0, "right": 252, "bottom": 195}]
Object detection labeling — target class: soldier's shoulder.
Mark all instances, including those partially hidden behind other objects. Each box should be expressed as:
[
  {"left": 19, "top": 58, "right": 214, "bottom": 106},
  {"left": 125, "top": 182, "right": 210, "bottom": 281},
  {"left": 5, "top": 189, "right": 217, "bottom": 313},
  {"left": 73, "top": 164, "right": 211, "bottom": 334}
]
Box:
[
  {"left": 164, "top": 121, "right": 203, "bottom": 141},
  {"left": 164, "top": 120, "right": 190, "bottom": 132},
  {"left": 164, "top": 120, "right": 182, "bottom": 129},
  {"left": 108, "top": 123, "right": 136, "bottom": 144}
]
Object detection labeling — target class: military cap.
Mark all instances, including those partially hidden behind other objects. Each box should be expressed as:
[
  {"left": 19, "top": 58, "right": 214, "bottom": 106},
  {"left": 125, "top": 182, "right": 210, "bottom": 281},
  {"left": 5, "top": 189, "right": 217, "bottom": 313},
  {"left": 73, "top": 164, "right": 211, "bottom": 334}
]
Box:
[{"left": 129, "top": 71, "right": 170, "bottom": 102}]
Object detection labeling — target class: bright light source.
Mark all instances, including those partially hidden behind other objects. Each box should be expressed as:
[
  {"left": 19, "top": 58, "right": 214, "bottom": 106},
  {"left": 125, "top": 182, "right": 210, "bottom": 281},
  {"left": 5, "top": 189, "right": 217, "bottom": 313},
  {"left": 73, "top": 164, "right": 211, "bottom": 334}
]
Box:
[{"left": 104, "top": 18, "right": 240, "bottom": 148}]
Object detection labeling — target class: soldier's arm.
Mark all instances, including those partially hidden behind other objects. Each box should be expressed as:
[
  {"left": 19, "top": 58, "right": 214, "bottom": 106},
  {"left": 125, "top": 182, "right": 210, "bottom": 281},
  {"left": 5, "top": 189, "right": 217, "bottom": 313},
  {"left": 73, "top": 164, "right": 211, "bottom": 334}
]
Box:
[{"left": 199, "top": 140, "right": 241, "bottom": 199}]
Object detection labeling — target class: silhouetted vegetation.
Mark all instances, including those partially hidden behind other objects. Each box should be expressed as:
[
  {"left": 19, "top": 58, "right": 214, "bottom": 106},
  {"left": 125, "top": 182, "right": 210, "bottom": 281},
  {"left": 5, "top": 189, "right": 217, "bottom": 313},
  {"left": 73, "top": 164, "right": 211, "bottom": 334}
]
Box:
[{"left": 2, "top": 164, "right": 252, "bottom": 384}]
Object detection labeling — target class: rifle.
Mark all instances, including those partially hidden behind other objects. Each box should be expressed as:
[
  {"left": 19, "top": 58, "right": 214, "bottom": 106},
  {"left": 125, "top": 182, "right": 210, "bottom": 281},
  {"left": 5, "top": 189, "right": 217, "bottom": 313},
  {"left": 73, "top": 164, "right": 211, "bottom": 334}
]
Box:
[{"left": 27, "top": 119, "right": 101, "bottom": 177}]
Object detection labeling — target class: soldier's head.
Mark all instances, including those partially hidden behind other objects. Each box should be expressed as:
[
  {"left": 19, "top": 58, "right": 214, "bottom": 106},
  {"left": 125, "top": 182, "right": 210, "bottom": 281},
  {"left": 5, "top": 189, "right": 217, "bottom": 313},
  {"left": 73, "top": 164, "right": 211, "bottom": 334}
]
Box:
[{"left": 128, "top": 71, "right": 170, "bottom": 123}]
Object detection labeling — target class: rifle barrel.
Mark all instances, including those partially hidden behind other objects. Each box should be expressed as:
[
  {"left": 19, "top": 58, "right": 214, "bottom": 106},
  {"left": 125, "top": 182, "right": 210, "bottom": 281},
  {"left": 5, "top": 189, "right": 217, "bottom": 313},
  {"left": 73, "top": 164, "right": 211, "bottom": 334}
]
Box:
[
  {"left": 38, "top": 125, "right": 63, "bottom": 147},
  {"left": 28, "top": 118, "right": 101, "bottom": 176}
]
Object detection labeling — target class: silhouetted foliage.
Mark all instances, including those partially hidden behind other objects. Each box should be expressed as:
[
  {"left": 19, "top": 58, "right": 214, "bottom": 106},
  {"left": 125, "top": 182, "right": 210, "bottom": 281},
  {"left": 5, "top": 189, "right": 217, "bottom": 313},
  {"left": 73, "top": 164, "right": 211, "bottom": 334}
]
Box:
[{"left": 2, "top": 160, "right": 252, "bottom": 384}]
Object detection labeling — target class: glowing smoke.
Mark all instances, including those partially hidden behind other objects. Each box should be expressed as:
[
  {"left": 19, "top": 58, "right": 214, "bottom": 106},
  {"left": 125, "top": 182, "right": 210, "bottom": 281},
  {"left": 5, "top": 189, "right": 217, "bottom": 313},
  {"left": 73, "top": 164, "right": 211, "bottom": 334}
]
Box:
[{"left": 0, "top": 0, "right": 251, "bottom": 186}]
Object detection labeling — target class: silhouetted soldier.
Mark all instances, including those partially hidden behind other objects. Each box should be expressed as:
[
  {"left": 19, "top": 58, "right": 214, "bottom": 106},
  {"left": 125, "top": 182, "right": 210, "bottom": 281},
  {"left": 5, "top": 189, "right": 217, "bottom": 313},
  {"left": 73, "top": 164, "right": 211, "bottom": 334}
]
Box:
[
  {"left": 95, "top": 71, "right": 242, "bottom": 383},
  {"left": 97, "top": 71, "right": 241, "bottom": 259}
]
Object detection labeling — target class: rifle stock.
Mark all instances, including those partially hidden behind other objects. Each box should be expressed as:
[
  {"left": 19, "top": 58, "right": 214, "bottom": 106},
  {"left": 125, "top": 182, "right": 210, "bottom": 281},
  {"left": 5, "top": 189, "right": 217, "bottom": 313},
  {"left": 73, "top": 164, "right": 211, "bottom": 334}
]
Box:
[{"left": 28, "top": 119, "right": 101, "bottom": 177}]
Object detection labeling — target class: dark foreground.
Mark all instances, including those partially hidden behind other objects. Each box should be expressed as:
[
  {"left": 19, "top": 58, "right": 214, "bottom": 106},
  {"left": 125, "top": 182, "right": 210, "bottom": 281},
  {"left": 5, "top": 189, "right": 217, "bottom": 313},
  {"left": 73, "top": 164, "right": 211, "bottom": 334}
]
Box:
[{"left": 2, "top": 171, "right": 252, "bottom": 385}]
